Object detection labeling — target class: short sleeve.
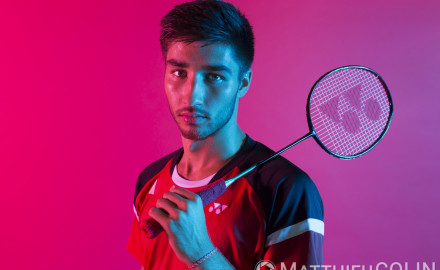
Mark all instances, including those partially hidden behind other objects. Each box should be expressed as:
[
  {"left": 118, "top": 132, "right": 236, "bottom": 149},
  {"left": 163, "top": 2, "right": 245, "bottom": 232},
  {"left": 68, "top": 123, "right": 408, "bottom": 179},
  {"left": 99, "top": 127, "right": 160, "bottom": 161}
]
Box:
[{"left": 262, "top": 173, "right": 324, "bottom": 268}]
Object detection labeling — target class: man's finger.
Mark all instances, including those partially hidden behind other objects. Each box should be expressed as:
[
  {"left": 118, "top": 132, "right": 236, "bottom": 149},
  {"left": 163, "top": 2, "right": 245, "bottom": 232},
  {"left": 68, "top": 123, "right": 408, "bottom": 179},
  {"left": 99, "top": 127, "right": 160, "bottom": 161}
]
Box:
[
  {"left": 148, "top": 207, "right": 170, "bottom": 229},
  {"left": 170, "top": 186, "right": 197, "bottom": 201},
  {"left": 163, "top": 191, "right": 188, "bottom": 211},
  {"left": 156, "top": 198, "right": 180, "bottom": 219}
]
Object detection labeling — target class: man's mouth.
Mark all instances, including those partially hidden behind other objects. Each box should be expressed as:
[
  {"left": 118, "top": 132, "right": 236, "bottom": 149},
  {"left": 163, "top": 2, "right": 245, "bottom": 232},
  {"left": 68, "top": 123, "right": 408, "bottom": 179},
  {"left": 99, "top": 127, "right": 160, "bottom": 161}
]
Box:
[{"left": 179, "top": 112, "right": 207, "bottom": 124}]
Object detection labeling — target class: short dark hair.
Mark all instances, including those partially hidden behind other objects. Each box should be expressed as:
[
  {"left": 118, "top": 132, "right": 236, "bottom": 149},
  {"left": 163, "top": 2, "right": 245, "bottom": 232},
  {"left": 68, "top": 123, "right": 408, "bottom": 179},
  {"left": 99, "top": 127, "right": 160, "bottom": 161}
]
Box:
[{"left": 160, "top": 0, "right": 255, "bottom": 76}]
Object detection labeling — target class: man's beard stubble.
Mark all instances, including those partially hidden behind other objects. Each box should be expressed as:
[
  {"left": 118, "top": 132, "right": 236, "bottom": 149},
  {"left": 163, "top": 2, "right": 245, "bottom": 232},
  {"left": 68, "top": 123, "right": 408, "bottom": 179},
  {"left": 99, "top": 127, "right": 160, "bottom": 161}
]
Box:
[{"left": 170, "top": 93, "right": 238, "bottom": 141}]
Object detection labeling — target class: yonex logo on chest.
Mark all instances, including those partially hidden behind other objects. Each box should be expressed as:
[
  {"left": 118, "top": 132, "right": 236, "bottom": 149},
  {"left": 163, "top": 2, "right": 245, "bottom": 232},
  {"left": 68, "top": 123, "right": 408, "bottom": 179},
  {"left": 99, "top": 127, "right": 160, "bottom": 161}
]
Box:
[{"left": 208, "top": 202, "right": 228, "bottom": 214}]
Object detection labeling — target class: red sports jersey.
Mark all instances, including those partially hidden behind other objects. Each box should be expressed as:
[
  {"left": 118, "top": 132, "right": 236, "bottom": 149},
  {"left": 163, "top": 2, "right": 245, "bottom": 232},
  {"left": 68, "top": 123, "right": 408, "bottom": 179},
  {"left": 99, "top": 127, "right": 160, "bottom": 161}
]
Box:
[{"left": 127, "top": 135, "right": 324, "bottom": 269}]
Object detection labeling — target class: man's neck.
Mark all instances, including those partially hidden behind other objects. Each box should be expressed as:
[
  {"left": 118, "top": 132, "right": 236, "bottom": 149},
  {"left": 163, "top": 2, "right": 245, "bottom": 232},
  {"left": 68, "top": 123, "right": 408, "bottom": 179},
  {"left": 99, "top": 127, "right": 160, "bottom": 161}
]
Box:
[{"left": 177, "top": 126, "right": 246, "bottom": 181}]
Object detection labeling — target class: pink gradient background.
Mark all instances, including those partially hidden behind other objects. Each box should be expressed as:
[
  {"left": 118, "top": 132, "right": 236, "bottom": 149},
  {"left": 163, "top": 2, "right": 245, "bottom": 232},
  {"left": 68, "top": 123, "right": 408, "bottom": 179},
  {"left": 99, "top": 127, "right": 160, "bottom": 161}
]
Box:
[{"left": 1, "top": 0, "right": 439, "bottom": 269}]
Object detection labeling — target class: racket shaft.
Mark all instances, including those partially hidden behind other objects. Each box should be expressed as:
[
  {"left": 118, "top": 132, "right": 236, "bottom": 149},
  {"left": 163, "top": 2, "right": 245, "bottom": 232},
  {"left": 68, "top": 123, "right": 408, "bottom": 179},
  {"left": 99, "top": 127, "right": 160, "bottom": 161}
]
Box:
[{"left": 262, "top": 132, "right": 313, "bottom": 165}]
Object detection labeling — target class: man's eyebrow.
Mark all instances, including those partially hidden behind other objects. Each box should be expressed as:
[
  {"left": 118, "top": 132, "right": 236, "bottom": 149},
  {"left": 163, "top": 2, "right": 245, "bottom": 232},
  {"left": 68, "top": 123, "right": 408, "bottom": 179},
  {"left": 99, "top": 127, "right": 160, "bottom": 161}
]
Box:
[
  {"left": 166, "top": 59, "right": 189, "bottom": 68},
  {"left": 201, "top": 65, "right": 232, "bottom": 74},
  {"left": 166, "top": 59, "right": 232, "bottom": 74}
]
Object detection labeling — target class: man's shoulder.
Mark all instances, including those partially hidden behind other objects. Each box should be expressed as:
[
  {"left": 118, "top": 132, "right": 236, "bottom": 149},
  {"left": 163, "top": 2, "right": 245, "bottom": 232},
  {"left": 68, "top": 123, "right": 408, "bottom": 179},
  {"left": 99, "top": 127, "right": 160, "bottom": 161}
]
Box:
[
  {"left": 245, "top": 139, "right": 314, "bottom": 187},
  {"left": 134, "top": 148, "right": 182, "bottom": 201},
  {"left": 241, "top": 138, "right": 323, "bottom": 230},
  {"left": 138, "top": 148, "right": 182, "bottom": 178}
]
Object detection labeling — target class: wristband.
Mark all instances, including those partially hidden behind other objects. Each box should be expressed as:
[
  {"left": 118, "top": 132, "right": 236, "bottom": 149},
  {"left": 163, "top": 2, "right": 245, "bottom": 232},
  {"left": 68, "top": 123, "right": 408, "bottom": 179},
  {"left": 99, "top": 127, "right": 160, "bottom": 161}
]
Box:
[{"left": 188, "top": 247, "right": 218, "bottom": 269}]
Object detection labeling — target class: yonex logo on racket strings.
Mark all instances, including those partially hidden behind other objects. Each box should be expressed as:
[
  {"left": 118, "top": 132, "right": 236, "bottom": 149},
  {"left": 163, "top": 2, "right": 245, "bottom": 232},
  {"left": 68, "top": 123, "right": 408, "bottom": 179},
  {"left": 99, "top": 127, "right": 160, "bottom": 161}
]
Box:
[{"left": 319, "top": 83, "right": 382, "bottom": 134}]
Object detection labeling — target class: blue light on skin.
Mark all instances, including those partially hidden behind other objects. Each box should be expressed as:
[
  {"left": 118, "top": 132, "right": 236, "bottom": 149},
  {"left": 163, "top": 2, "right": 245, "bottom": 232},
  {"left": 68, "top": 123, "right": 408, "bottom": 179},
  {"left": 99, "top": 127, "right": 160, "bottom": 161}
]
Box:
[{"left": 164, "top": 41, "right": 252, "bottom": 181}]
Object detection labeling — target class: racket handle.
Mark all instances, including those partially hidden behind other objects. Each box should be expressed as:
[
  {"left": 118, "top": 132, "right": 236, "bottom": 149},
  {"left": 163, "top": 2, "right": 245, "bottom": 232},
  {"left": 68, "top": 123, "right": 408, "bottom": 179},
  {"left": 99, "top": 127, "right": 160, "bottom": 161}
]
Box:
[
  {"left": 198, "top": 179, "right": 227, "bottom": 207},
  {"left": 141, "top": 180, "right": 227, "bottom": 239}
]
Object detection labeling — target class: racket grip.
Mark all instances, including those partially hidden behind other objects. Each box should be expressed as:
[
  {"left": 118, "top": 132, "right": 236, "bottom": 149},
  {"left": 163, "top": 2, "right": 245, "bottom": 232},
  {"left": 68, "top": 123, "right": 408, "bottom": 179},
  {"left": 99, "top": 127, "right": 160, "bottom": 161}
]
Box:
[
  {"left": 141, "top": 180, "right": 227, "bottom": 239},
  {"left": 198, "top": 179, "right": 227, "bottom": 207}
]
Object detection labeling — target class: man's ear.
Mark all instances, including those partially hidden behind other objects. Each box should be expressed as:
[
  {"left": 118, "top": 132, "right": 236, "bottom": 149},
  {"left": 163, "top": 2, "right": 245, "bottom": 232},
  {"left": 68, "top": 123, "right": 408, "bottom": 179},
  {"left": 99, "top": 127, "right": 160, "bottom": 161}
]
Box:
[{"left": 238, "top": 69, "right": 252, "bottom": 98}]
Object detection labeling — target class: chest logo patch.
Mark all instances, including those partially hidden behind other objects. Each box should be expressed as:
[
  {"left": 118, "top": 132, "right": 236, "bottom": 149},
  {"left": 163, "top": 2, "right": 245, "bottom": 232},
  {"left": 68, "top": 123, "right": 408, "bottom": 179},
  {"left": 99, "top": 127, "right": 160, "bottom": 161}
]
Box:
[{"left": 208, "top": 202, "right": 228, "bottom": 214}]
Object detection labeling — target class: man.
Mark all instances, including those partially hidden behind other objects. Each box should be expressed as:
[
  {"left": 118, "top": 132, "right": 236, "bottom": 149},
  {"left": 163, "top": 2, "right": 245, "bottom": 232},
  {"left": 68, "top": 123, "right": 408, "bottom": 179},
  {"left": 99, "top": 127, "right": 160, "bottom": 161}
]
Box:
[{"left": 127, "top": 1, "right": 324, "bottom": 269}]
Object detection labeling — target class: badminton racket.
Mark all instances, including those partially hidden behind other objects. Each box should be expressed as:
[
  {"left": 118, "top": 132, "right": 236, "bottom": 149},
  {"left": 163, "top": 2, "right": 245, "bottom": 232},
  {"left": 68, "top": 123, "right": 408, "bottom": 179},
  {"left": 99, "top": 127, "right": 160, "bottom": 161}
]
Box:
[{"left": 142, "top": 65, "right": 393, "bottom": 239}]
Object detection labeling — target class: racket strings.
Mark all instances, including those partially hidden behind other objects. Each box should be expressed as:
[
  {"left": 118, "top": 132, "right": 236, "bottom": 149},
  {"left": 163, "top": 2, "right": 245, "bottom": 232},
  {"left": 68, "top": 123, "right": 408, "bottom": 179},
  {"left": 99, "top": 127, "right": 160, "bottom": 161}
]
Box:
[{"left": 309, "top": 68, "right": 391, "bottom": 157}]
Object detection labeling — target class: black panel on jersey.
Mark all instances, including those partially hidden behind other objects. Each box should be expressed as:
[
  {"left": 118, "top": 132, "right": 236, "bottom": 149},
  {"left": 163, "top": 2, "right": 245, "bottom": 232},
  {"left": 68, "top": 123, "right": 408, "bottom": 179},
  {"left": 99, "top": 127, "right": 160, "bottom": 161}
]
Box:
[
  {"left": 134, "top": 149, "right": 182, "bottom": 205},
  {"left": 206, "top": 135, "right": 324, "bottom": 235}
]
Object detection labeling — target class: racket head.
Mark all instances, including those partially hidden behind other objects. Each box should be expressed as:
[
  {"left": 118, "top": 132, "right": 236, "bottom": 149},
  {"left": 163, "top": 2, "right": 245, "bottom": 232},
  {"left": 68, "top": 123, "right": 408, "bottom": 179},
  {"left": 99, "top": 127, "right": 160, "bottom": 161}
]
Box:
[{"left": 306, "top": 66, "right": 393, "bottom": 159}]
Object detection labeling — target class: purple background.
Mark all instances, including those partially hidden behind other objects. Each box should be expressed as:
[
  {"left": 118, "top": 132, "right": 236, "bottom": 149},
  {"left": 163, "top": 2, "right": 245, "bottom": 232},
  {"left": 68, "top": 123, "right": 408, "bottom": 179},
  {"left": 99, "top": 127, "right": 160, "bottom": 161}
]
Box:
[{"left": 1, "top": 0, "right": 439, "bottom": 269}]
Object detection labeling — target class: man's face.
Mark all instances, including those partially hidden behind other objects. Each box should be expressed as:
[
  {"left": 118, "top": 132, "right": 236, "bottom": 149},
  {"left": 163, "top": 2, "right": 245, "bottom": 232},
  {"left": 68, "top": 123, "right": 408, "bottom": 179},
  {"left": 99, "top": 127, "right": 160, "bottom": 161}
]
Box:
[{"left": 164, "top": 41, "right": 244, "bottom": 141}]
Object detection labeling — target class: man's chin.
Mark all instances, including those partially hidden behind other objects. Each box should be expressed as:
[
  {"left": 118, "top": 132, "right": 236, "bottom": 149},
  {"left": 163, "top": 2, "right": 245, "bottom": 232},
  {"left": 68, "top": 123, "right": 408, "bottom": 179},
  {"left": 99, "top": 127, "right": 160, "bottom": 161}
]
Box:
[{"left": 180, "top": 128, "right": 209, "bottom": 141}]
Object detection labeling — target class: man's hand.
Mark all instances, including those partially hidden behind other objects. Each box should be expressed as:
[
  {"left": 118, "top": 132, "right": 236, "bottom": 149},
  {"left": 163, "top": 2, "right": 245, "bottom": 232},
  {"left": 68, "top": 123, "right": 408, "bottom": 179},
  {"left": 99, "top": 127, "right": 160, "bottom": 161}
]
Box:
[{"left": 148, "top": 186, "right": 215, "bottom": 266}]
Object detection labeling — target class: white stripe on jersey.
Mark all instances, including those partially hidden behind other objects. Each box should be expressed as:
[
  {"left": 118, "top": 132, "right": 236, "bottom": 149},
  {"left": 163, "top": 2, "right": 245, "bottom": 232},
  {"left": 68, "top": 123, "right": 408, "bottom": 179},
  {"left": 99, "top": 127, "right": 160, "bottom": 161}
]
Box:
[
  {"left": 266, "top": 218, "right": 324, "bottom": 247},
  {"left": 133, "top": 204, "right": 139, "bottom": 222},
  {"left": 148, "top": 179, "right": 157, "bottom": 195}
]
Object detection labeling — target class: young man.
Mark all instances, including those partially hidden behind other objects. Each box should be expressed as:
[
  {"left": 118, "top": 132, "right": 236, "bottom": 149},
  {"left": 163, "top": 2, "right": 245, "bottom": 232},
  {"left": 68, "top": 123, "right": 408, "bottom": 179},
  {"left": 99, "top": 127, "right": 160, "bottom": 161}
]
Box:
[{"left": 127, "top": 1, "right": 324, "bottom": 269}]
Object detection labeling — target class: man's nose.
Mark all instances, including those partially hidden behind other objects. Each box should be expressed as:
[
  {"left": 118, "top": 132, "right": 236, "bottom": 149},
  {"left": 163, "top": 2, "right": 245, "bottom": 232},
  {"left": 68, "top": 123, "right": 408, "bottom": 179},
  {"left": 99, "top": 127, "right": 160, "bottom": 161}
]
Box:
[{"left": 182, "top": 74, "right": 205, "bottom": 106}]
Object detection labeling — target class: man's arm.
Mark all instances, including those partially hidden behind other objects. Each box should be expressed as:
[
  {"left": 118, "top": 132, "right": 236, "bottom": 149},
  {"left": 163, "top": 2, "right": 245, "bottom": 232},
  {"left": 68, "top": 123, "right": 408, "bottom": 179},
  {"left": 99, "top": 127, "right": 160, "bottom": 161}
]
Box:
[
  {"left": 140, "top": 252, "right": 233, "bottom": 270},
  {"left": 139, "top": 251, "right": 233, "bottom": 270},
  {"left": 193, "top": 250, "right": 235, "bottom": 270},
  {"left": 149, "top": 186, "right": 234, "bottom": 269}
]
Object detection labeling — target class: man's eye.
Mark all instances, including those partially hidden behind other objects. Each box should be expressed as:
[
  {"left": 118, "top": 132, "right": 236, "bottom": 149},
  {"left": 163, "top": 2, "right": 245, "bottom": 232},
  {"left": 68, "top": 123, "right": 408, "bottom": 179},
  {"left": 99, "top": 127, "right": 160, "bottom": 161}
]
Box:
[
  {"left": 172, "top": 70, "right": 186, "bottom": 77},
  {"left": 206, "top": 73, "right": 224, "bottom": 82}
]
